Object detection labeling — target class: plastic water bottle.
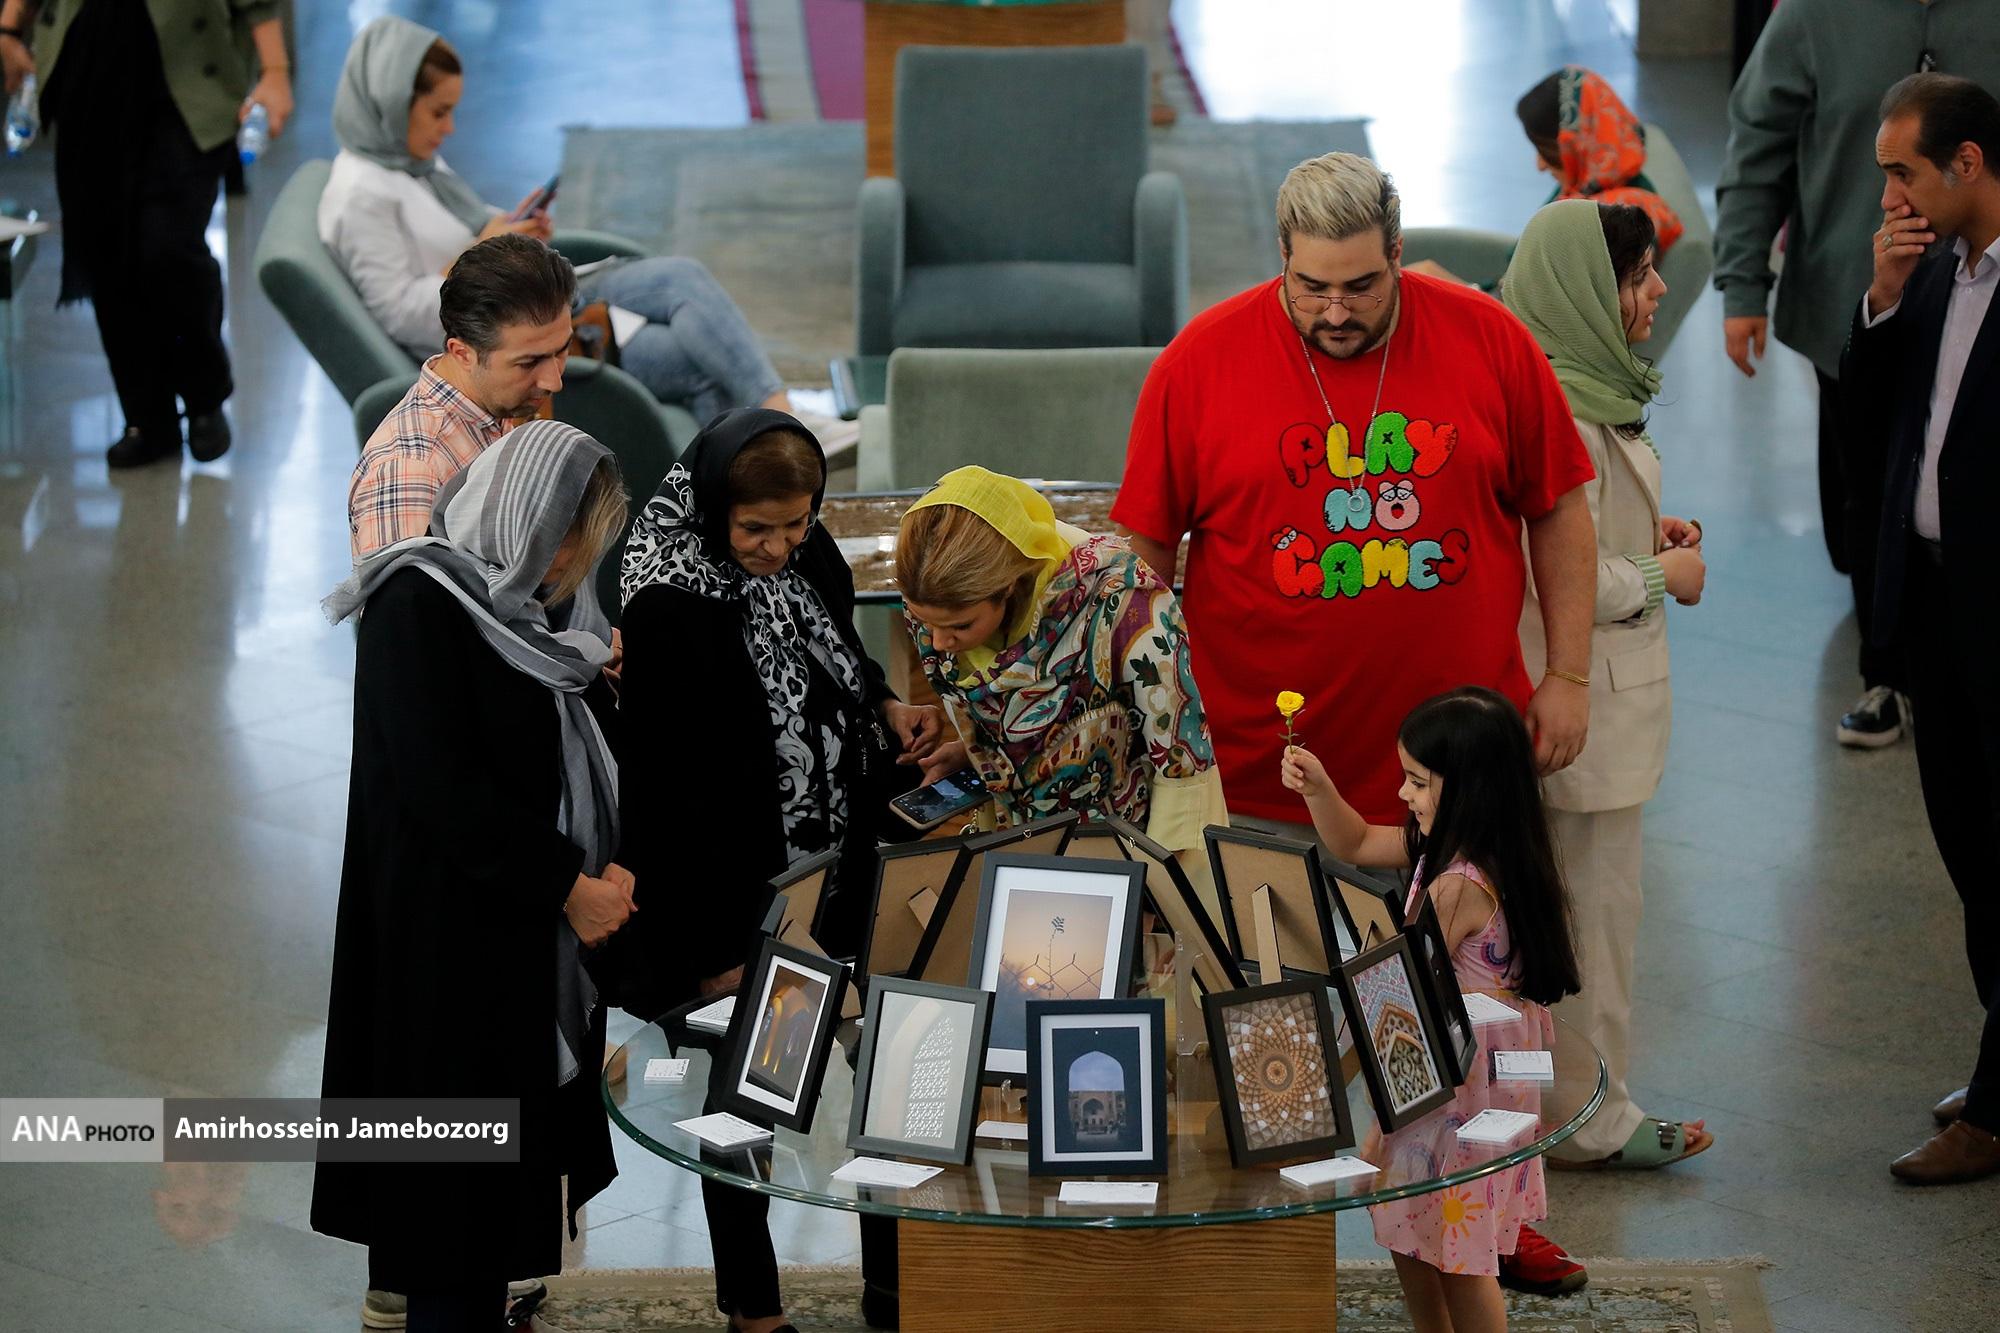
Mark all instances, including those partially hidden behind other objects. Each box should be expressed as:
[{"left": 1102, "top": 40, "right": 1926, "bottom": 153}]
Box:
[
  {"left": 5, "top": 73, "right": 37, "bottom": 156},
  {"left": 237, "top": 100, "right": 268, "bottom": 165}
]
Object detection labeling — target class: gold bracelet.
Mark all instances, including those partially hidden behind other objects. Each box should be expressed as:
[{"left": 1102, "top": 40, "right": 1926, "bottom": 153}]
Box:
[{"left": 1545, "top": 667, "right": 1591, "bottom": 688}]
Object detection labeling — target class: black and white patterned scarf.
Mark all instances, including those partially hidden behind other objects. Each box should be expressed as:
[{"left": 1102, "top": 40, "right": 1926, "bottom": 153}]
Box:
[{"left": 620, "top": 436, "right": 869, "bottom": 864}]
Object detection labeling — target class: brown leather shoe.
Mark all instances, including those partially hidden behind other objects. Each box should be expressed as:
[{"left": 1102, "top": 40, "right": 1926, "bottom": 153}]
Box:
[
  {"left": 1933, "top": 1087, "right": 1970, "bottom": 1125},
  {"left": 1890, "top": 1121, "right": 2000, "bottom": 1185}
]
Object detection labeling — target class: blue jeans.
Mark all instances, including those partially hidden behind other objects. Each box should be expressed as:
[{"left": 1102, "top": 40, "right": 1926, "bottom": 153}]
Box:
[{"left": 579, "top": 257, "right": 786, "bottom": 427}]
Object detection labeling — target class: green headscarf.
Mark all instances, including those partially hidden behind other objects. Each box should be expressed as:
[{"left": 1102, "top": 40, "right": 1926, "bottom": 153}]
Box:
[{"left": 1501, "top": 199, "right": 1662, "bottom": 427}]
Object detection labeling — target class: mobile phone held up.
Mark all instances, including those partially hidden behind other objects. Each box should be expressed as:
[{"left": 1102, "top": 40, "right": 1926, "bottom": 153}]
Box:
[
  {"left": 889, "top": 768, "right": 993, "bottom": 832},
  {"left": 513, "top": 173, "right": 559, "bottom": 221}
]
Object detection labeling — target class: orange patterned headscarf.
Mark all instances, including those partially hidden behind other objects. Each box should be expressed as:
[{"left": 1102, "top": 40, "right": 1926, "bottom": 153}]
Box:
[{"left": 1552, "top": 67, "right": 1684, "bottom": 254}]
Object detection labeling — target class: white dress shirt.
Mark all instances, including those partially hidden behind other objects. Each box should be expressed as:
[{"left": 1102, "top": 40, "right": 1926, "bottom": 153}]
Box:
[
  {"left": 1863, "top": 234, "right": 2000, "bottom": 541},
  {"left": 317, "top": 150, "right": 490, "bottom": 358}
]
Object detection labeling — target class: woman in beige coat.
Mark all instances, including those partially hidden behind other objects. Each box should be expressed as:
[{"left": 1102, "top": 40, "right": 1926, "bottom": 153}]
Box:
[{"left": 1508, "top": 200, "right": 1713, "bottom": 1168}]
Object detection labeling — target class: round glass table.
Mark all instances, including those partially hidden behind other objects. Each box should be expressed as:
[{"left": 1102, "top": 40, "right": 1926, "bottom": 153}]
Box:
[{"left": 606, "top": 1003, "right": 1604, "bottom": 1331}]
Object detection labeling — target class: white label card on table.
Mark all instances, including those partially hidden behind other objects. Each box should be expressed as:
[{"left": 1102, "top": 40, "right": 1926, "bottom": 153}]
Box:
[
  {"left": 687, "top": 996, "right": 736, "bottom": 1033},
  {"left": 642, "top": 1057, "right": 690, "bottom": 1084},
  {"left": 1492, "top": 1050, "right": 1555, "bottom": 1081},
  {"left": 1455, "top": 1109, "right": 1540, "bottom": 1145},
  {"left": 1280, "top": 1156, "right": 1380, "bottom": 1187},
  {"left": 1058, "top": 1181, "right": 1158, "bottom": 1205},
  {"left": 1463, "top": 992, "right": 1523, "bottom": 1025},
  {"left": 831, "top": 1158, "right": 944, "bottom": 1189},
  {"left": 673, "top": 1112, "right": 772, "bottom": 1150},
  {"left": 975, "top": 1119, "right": 1029, "bottom": 1142}
]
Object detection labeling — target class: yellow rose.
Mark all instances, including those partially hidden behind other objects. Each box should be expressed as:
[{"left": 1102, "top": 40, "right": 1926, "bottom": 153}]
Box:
[{"left": 1276, "top": 691, "right": 1305, "bottom": 720}]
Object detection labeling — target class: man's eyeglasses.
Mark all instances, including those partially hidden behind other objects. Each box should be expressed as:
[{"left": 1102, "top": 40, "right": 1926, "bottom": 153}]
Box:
[{"left": 1283, "top": 266, "right": 1385, "bottom": 314}]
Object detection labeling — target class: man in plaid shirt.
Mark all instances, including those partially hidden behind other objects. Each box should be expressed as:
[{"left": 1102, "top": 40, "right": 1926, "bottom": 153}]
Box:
[{"left": 348, "top": 236, "right": 575, "bottom": 560}]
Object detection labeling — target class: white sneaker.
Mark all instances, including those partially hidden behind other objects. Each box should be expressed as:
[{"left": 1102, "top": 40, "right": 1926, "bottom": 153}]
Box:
[{"left": 361, "top": 1289, "right": 406, "bottom": 1329}]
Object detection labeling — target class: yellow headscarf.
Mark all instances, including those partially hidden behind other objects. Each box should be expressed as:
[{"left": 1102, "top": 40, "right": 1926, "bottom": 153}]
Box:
[{"left": 903, "top": 466, "right": 1076, "bottom": 670}]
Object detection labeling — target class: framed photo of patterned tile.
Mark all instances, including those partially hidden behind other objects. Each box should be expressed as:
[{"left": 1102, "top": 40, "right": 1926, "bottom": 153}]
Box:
[
  {"left": 967, "top": 852, "right": 1144, "bottom": 1081},
  {"left": 848, "top": 977, "right": 993, "bottom": 1166},
  {"left": 1333, "top": 937, "right": 1456, "bottom": 1130},
  {"left": 1205, "top": 978, "right": 1354, "bottom": 1166}
]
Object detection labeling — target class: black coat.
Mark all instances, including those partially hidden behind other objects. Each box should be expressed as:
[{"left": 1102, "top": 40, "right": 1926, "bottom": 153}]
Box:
[
  {"left": 1842, "top": 249, "right": 2000, "bottom": 646},
  {"left": 596, "top": 523, "right": 905, "bottom": 1020},
  {"left": 311, "top": 569, "right": 617, "bottom": 1280}
]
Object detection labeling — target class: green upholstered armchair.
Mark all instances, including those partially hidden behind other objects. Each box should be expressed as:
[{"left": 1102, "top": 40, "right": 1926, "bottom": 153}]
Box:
[
  {"left": 855, "top": 45, "right": 1188, "bottom": 357},
  {"left": 854, "top": 346, "right": 1158, "bottom": 490},
  {"left": 1400, "top": 124, "right": 1714, "bottom": 361}
]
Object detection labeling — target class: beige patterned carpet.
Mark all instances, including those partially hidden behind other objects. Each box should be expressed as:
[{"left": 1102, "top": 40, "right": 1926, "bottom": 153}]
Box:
[{"left": 536, "top": 1259, "right": 1773, "bottom": 1332}]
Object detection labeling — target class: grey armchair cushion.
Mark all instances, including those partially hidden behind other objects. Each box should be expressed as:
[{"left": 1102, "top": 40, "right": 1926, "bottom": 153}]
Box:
[
  {"left": 855, "top": 346, "right": 1158, "bottom": 490},
  {"left": 856, "top": 46, "right": 1187, "bottom": 356}
]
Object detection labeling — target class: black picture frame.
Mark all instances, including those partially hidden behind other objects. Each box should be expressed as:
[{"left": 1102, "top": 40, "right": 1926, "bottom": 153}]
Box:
[
  {"left": 967, "top": 851, "right": 1145, "bottom": 1081},
  {"left": 1204, "top": 825, "right": 1346, "bottom": 981},
  {"left": 762, "top": 847, "right": 843, "bottom": 956},
  {"left": 1204, "top": 978, "right": 1355, "bottom": 1167},
  {"left": 1103, "top": 815, "right": 1245, "bottom": 995},
  {"left": 1062, "top": 822, "right": 1133, "bottom": 861},
  {"left": 909, "top": 811, "right": 1081, "bottom": 987},
  {"left": 1025, "top": 997, "right": 1168, "bottom": 1176},
  {"left": 713, "top": 934, "right": 850, "bottom": 1133},
  {"left": 847, "top": 978, "right": 994, "bottom": 1166},
  {"left": 1332, "top": 936, "right": 1457, "bottom": 1131},
  {"left": 855, "top": 838, "right": 973, "bottom": 991},
  {"left": 1403, "top": 883, "right": 1479, "bottom": 1087},
  {"left": 1321, "top": 855, "right": 1404, "bottom": 959}
]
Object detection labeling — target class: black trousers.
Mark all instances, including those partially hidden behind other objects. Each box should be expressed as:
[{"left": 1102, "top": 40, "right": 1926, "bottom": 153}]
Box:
[
  {"left": 1901, "top": 545, "right": 2000, "bottom": 1132},
  {"left": 70, "top": 112, "right": 234, "bottom": 443},
  {"left": 368, "top": 1249, "right": 505, "bottom": 1332},
  {"left": 1822, "top": 370, "right": 1902, "bottom": 692}
]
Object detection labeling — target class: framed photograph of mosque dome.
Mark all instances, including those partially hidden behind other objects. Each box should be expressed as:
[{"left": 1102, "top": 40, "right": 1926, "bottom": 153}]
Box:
[
  {"left": 1024, "top": 997, "right": 1168, "bottom": 1176},
  {"left": 1333, "top": 936, "right": 1457, "bottom": 1130},
  {"left": 1205, "top": 978, "right": 1354, "bottom": 1167}
]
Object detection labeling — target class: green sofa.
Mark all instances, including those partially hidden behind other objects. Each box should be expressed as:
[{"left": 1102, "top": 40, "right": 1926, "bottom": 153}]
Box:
[{"left": 856, "top": 46, "right": 1187, "bottom": 357}]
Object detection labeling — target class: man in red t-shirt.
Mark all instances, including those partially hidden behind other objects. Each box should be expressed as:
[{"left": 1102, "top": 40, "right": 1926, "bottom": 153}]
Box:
[{"left": 1114, "top": 151, "right": 1597, "bottom": 829}]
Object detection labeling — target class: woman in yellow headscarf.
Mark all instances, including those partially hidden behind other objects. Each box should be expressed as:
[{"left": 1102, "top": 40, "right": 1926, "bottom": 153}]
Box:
[{"left": 894, "top": 467, "right": 1223, "bottom": 852}]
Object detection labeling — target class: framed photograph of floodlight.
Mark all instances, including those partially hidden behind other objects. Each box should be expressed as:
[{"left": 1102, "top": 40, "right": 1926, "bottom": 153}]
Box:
[
  {"left": 1204, "top": 826, "right": 1348, "bottom": 981},
  {"left": 855, "top": 839, "right": 972, "bottom": 990},
  {"left": 966, "top": 852, "right": 1144, "bottom": 1080},
  {"left": 1025, "top": 997, "right": 1168, "bottom": 1176},
  {"left": 909, "top": 811, "right": 1081, "bottom": 988},
  {"left": 1403, "top": 883, "right": 1479, "bottom": 1086},
  {"left": 1332, "top": 936, "right": 1456, "bottom": 1130},
  {"left": 713, "top": 935, "right": 850, "bottom": 1132},
  {"left": 1204, "top": 978, "right": 1354, "bottom": 1166},
  {"left": 847, "top": 977, "right": 993, "bottom": 1165},
  {"left": 1103, "top": 815, "right": 1245, "bottom": 995}
]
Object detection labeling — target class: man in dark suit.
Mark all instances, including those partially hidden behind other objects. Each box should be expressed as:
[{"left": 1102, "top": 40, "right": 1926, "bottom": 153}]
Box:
[{"left": 1844, "top": 72, "right": 2000, "bottom": 1185}]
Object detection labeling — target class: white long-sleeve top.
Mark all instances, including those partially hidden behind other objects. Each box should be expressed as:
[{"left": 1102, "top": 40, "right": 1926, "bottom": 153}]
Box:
[{"left": 317, "top": 150, "right": 493, "bottom": 358}]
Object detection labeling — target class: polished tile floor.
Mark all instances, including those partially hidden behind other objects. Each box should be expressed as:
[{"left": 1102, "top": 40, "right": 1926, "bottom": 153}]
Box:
[{"left": 1, "top": 2, "right": 1994, "bottom": 1330}]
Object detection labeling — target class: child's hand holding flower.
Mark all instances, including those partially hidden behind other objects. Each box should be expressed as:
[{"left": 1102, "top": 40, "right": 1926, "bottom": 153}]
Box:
[{"left": 1281, "top": 744, "right": 1334, "bottom": 802}]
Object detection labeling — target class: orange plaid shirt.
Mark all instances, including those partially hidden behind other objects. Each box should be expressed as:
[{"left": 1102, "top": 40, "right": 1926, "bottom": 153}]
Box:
[{"left": 348, "top": 358, "right": 508, "bottom": 561}]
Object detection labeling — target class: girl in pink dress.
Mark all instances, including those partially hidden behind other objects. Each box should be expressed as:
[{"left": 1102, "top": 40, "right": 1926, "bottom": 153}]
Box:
[{"left": 1282, "top": 686, "right": 1581, "bottom": 1333}]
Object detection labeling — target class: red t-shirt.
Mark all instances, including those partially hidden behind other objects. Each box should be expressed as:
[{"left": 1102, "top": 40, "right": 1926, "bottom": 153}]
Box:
[{"left": 1113, "top": 272, "right": 1592, "bottom": 825}]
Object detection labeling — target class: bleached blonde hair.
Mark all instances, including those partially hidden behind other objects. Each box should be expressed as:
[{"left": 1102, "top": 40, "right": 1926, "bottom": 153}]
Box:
[{"left": 1276, "top": 152, "right": 1402, "bottom": 257}]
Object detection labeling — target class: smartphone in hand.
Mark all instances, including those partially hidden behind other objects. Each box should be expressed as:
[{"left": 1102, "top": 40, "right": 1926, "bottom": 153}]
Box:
[
  {"left": 512, "top": 173, "right": 560, "bottom": 221},
  {"left": 889, "top": 768, "right": 992, "bottom": 832}
]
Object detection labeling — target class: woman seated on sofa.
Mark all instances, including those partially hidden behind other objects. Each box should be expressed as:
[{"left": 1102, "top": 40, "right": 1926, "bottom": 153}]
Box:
[{"left": 319, "top": 16, "right": 844, "bottom": 439}]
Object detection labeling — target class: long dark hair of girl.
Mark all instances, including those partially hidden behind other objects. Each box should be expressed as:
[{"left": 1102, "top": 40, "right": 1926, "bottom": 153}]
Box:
[{"left": 1398, "top": 686, "right": 1581, "bottom": 1004}]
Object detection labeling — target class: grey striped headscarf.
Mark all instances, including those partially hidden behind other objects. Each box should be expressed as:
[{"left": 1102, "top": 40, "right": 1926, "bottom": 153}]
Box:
[{"left": 325, "top": 419, "right": 621, "bottom": 1086}]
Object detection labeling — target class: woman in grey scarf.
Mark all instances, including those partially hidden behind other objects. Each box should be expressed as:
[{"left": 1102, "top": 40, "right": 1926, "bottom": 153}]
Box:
[
  {"left": 312, "top": 419, "right": 636, "bottom": 1330},
  {"left": 317, "top": 15, "right": 830, "bottom": 442}
]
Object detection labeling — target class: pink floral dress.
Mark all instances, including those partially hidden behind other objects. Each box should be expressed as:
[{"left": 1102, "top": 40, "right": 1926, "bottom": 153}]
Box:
[{"left": 1369, "top": 859, "right": 1553, "bottom": 1275}]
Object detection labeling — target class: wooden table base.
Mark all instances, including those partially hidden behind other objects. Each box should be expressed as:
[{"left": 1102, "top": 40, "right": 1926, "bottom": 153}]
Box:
[{"left": 897, "top": 1211, "right": 1338, "bottom": 1332}]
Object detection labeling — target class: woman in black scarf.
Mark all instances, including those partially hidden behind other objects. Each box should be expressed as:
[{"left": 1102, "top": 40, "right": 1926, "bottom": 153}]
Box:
[{"left": 610, "top": 408, "right": 940, "bottom": 1333}]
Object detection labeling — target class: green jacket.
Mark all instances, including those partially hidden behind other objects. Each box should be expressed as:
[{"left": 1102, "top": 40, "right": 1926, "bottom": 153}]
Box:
[
  {"left": 32, "top": 0, "right": 279, "bottom": 152},
  {"left": 1714, "top": 0, "right": 2000, "bottom": 377}
]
